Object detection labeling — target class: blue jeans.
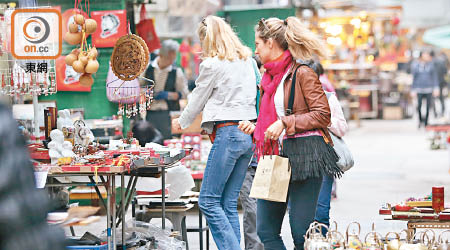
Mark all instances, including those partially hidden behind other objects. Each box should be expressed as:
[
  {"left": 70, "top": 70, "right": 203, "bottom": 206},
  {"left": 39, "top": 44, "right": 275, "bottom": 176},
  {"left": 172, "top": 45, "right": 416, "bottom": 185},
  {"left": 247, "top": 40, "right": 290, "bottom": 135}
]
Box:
[
  {"left": 315, "top": 174, "right": 334, "bottom": 235},
  {"left": 257, "top": 177, "right": 323, "bottom": 250},
  {"left": 198, "top": 125, "right": 253, "bottom": 250}
]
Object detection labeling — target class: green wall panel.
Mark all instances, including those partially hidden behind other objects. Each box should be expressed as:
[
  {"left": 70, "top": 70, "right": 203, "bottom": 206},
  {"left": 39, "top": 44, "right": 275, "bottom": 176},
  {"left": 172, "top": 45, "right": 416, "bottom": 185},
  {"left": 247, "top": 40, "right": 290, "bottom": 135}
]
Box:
[
  {"left": 218, "top": 8, "right": 296, "bottom": 52},
  {"left": 38, "top": 0, "right": 126, "bottom": 120}
]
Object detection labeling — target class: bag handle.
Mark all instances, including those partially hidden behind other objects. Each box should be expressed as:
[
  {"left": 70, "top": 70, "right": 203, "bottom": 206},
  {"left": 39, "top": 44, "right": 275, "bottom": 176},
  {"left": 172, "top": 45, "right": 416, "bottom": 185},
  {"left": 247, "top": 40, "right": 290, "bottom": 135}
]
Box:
[
  {"left": 140, "top": 3, "right": 146, "bottom": 21},
  {"left": 262, "top": 139, "right": 277, "bottom": 159}
]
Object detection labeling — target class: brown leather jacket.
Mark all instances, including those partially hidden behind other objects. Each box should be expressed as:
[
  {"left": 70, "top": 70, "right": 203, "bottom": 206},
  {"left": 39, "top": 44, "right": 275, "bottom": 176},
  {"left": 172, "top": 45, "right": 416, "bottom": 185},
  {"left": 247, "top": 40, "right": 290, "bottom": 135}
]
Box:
[{"left": 279, "top": 62, "right": 333, "bottom": 145}]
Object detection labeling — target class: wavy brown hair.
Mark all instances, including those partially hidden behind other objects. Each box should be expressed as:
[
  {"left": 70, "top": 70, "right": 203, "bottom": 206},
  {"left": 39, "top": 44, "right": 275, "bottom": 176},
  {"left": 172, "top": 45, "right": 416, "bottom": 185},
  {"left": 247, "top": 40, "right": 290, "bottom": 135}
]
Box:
[{"left": 256, "top": 17, "right": 327, "bottom": 60}]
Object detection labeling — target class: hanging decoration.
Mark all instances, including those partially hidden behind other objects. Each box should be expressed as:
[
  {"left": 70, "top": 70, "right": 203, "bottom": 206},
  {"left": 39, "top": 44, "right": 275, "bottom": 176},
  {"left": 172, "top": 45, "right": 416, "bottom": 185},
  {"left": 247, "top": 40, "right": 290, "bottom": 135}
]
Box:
[
  {"left": 107, "top": 24, "right": 153, "bottom": 118},
  {"left": 110, "top": 33, "right": 149, "bottom": 81},
  {"left": 136, "top": 4, "right": 161, "bottom": 53},
  {"left": 0, "top": 60, "right": 57, "bottom": 96},
  {"left": 62, "top": 0, "right": 99, "bottom": 88}
]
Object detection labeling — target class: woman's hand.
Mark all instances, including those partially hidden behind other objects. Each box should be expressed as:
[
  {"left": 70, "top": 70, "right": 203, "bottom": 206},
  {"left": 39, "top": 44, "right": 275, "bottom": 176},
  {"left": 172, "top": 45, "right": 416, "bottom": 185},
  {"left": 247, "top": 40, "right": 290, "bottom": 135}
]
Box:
[
  {"left": 172, "top": 118, "right": 182, "bottom": 133},
  {"left": 238, "top": 121, "right": 255, "bottom": 135},
  {"left": 264, "top": 120, "right": 285, "bottom": 141}
]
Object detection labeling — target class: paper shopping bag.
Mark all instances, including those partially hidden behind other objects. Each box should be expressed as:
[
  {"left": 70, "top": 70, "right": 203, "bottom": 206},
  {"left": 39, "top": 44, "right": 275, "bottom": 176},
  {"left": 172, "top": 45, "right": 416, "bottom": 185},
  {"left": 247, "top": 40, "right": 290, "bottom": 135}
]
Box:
[{"left": 249, "top": 155, "right": 291, "bottom": 202}]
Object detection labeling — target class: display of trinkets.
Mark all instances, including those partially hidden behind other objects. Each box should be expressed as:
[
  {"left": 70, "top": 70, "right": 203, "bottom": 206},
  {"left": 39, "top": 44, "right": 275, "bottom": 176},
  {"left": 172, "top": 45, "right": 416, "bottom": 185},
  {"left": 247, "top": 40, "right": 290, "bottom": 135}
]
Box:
[
  {"left": 303, "top": 222, "right": 450, "bottom": 250},
  {"left": 0, "top": 61, "right": 57, "bottom": 96}
]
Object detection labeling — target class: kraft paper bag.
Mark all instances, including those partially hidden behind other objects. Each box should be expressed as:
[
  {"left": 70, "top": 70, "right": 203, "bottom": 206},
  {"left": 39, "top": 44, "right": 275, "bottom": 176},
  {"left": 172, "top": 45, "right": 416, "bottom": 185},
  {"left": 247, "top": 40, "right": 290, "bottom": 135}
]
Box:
[{"left": 249, "top": 155, "right": 291, "bottom": 202}]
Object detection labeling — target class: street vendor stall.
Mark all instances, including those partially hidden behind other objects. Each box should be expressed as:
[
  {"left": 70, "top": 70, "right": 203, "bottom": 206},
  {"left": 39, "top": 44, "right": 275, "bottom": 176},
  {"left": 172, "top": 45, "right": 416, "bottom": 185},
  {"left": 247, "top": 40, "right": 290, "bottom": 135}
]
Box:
[
  {"left": 317, "top": 8, "right": 413, "bottom": 120},
  {"left": 32, "top": 144, "right": 190, "bottom": 250},
  {"left": 379, "top": 187, "right": 450, "bottom": 240}
]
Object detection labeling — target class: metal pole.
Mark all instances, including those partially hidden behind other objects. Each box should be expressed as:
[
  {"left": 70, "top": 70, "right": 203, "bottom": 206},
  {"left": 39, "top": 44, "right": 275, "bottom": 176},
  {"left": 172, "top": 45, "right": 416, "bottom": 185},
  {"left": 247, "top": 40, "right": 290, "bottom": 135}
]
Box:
[
  {"left": 116, "top": 174, "right": 134, "bottom": 225},
  {"left": 123, "top": 176, "right": 138, "bottom": 220},
  {"left": 121, "top": 173, "right": 125, "bottom": 249},
  {"left": 89, "top": 176, "right": 108, "bottom": 210},
  {"left": 112, "top": 176, "right": 117, "bottom": 250},
  {"left": 32, "top": 92, "right": 39, "bottom": 140},
  {"left": 106, "top": 176, "right": 111, "bottom": 250},
  {"left": 199, "top": 209, "right": 203, "bottom": 250},
  {"left": 161, "top": 166, "right": 166, "bottom": 229}
]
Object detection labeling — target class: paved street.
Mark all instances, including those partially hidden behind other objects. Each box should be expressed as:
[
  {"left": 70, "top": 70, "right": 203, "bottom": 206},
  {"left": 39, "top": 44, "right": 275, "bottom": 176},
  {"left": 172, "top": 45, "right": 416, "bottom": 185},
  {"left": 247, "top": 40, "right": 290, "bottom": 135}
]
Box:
[{"left": 74, "top": 118, "right": 450, "bottom": 249}]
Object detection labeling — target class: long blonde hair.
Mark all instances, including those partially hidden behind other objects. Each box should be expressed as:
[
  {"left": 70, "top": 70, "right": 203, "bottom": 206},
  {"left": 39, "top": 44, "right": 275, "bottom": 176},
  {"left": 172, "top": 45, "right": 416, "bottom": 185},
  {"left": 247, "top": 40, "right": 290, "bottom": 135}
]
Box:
[
  {"left": 256, "top": 16, "right": 327, "bottom": 60},
  {"left": 197, "top": 15, "right": 252, "bottom": 61}
]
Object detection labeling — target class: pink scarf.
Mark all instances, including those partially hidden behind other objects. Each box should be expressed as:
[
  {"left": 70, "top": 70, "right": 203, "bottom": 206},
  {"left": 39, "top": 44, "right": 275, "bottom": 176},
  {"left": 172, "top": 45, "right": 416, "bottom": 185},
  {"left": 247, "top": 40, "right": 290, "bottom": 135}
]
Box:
[{"left": 254, "top": 50, "right": 293, "bottom": 157}]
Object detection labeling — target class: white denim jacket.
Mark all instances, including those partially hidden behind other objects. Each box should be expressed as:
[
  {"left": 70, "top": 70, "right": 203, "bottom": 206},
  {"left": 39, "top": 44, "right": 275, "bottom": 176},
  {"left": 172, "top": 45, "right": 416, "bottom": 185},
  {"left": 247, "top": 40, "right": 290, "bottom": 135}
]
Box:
[{"left": 179, "top": 57, "right": 257, "bottom": 134}]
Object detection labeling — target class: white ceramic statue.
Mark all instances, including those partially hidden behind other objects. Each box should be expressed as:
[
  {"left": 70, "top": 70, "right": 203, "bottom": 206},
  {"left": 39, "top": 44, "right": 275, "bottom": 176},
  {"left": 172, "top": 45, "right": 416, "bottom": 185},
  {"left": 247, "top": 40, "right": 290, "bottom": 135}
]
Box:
[
  {"left": 48, "top": 141, "right": 62, "bottom": 165},
  {"left": 57, "top": 110, "right": 66, "bottom": 131},
  {"left": 61, "top": 141, "right": 76, "bottom": 158},
  {"left": 63, "top": 109, "right": 73, "bottom": 128},
  {"left": 49, "top": 129, "right": 65, "bottom": 164},
  {"left": 57, "top": 109, "right": 74, "bottom": 130}
]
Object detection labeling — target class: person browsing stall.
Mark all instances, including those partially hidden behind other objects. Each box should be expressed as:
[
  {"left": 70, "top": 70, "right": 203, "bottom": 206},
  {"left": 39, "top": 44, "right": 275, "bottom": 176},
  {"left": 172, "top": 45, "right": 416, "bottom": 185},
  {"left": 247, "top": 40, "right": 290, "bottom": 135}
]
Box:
[
  {"left": 239, "top": 17, "right": 341, "bottom": 250},
  {"left": 172, "top": 16, "right": 257, "bottom": 250}
]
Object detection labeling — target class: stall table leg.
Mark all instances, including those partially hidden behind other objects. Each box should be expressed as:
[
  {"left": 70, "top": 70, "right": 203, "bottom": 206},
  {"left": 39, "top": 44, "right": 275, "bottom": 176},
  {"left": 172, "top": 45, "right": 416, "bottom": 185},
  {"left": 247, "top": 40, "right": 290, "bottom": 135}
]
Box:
[
  {"left": 161, "top": 166, "right": 166, "bottom": 229},
  {"left": 121, "top": 173, "right": 125, "bottom": 249},
  {"left": 112, "top": 176, "right": 116, "bottom": 249},
  {"left": 107, "top": 176, "right": 111, "bottom": 250}
]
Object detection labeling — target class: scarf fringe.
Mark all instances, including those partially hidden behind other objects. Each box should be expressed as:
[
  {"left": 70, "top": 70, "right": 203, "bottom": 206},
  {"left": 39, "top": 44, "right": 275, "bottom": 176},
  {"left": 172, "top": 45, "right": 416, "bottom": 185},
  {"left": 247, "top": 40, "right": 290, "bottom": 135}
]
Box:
[{"left": 282, "top": 136, "right": 343, "bottom": 182}]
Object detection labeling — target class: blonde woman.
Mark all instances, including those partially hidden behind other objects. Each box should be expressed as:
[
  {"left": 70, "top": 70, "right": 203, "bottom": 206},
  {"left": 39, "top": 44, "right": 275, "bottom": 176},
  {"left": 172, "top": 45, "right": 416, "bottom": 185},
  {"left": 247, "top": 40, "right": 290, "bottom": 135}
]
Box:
[
  {"left": 239, "top": 17, "right": 341, "bottom": 250},
  {"left": 172, "top": 16, "right": 257, "bottom": 249}
]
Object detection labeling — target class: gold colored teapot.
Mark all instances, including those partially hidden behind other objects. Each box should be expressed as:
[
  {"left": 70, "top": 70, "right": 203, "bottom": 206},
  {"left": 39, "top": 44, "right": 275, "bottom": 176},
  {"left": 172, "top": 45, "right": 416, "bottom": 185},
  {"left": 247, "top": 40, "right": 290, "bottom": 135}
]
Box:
[
  {"left": 399, "top": 231, "right": 433, "bottom": 250},
  {"left": 385, "top": 231, "right": 406, "bottom": 250},
  {"left": 346, "top": 222, "right": 363, "bottom": 250},
  {"left": 363, "top": 223, "right": 383, "bottom": 250},
  {"left": 329, "top": 222, "right": 345, "bottom": 250}
]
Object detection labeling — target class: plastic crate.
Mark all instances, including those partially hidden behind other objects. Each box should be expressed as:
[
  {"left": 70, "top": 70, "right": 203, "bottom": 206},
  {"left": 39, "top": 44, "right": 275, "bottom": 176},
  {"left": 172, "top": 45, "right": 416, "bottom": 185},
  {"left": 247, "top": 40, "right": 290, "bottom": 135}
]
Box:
[{"left": 66, "top": 244, "right": 108, "bottom": 250}]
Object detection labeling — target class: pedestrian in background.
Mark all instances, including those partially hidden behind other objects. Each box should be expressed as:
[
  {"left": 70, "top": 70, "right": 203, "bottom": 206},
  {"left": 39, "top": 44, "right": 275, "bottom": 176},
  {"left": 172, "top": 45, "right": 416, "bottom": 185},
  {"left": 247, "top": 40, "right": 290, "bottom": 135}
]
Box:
[
  {"left": 141, "top": 39, "right": 189, "bottom": 139},
  {"left": 310, "top": 62, "right": 348, "bottom": 235},
  {"left": 172, "top": 15, "right": 257, "bottom": 249},
  {"left": 315, "top": 62, "right": 336, "bottom": 93},
  {"left": 238, "top": 56, "right": 264, "bottom": 250},
  {"left": 411, "top": 50, "right": 439, "bottom": 128},
  {"left": 432, "top": 50, "right": 449, "bottom": 117},
  {"left": 240, "top": 16, "right": 340, "bottom": 250}
]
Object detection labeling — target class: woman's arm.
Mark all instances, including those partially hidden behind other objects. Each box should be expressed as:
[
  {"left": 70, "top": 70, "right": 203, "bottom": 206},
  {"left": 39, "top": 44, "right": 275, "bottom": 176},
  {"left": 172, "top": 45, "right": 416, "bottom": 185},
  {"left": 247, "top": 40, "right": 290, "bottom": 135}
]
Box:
[
  {"left": 281, "top": 66, "right": 331, "bottom": 135},
  {"left": 178, "top": 60, "right": 218, "bottom": 129}
]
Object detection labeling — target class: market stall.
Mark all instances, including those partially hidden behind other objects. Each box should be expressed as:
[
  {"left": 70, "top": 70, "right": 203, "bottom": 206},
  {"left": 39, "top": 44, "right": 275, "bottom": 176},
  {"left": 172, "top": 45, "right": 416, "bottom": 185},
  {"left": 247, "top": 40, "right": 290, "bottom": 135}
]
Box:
[
  {"left": 316, "top": 8, "right": 413, "bottom": 121},
  {"left": 32, "top": 141, "right": 191, "bottom": 250},
  {"left": 379, "top": 187, "right": 450, "bottom": 240}
]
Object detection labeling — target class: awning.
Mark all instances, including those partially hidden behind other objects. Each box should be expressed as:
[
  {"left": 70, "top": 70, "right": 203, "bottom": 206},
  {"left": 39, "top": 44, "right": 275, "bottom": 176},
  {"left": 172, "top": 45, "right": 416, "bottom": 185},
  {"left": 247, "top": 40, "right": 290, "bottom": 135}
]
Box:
[{"left": 423, "top": 25, "right": 450, "bottom": 49}]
